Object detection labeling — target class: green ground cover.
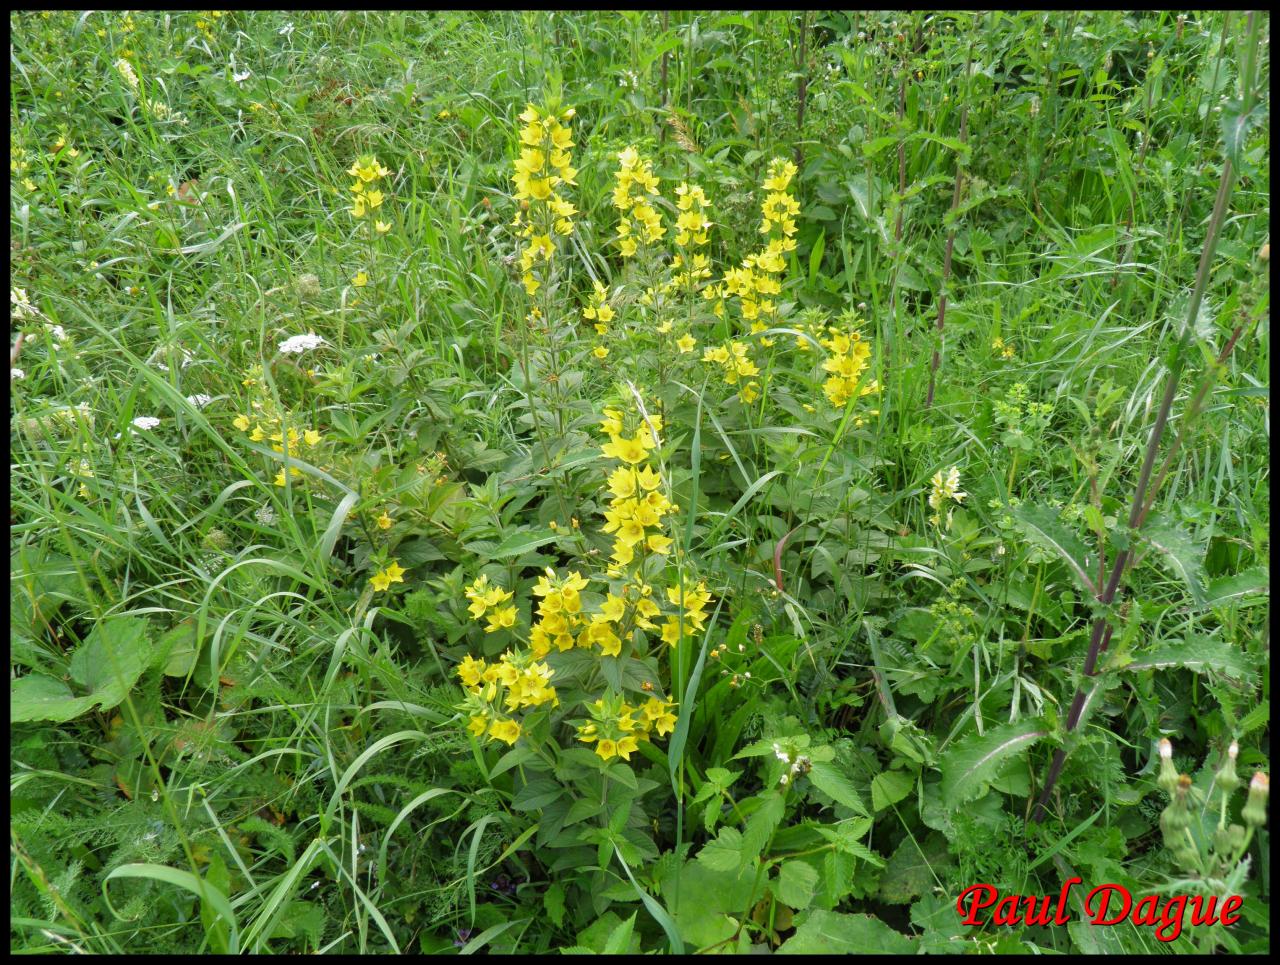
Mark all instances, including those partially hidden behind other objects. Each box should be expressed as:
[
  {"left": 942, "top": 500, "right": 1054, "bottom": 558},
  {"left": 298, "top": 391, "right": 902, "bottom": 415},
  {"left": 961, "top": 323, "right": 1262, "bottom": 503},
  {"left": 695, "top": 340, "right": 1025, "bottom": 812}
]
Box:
[{"left": 9, "top": 10, "right": 1270, "bottom": 954}]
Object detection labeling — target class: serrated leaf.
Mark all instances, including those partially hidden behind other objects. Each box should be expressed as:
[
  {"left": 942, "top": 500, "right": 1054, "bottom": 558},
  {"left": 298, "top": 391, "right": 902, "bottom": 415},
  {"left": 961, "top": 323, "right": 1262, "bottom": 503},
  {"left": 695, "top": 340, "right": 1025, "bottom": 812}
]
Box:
[
  {"left": 697, "top": 827, "right": 745, "bottom": 873},
  {"left": 938, "top": 720, "right": 1048, "bottom": 805},
  {"left": 1123, "top": 636, "right": 1253, "bottom": 683},
  {"left": 1011, "top": 503, "right": 1097, "bottom": 596},
  {"left": 740, "top": 792, "right": 785, "bottom": 870},
  {"left": 1205, "top": 568, "right": 1268, "bottom": 606},
  {"left": 602, "top": 911, "right": 637, "bottom": 954},
  {"left": 777, "top": 910, "right": 916, "bottom": 954},
  {"left": 1140, "top": 515, "right": 1207, "bottom": 606},
  {"left": 808, "top": 761, "right": 869, "bottom": 816}
]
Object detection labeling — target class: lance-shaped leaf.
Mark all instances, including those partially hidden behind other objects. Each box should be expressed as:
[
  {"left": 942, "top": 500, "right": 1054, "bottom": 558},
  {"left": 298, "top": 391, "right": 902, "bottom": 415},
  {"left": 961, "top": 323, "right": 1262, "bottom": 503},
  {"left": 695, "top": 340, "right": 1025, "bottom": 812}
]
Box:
[
  {"left": 1011, "top": 503, "right": 1097, "bottom": 596},
  {"left": 1139, "top": 514, "right": 1207, "bottom": 606},
  {"left": 938, "top": 719, "right": 1048, "bottom": 806}
]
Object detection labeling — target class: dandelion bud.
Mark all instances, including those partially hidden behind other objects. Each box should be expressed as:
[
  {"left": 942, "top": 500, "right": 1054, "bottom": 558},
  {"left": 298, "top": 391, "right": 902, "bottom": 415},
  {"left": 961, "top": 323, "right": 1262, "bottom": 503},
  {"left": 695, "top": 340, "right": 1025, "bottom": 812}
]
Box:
[
  {"left": 1216, "top": 741, "right": 1241, "bottom": 793},
  {"left": 1243, "top": 772, "right": 1269, "bottom": 827},
  {"left": 1157, "top": 738, "right": 1180, "bottom": 794}
]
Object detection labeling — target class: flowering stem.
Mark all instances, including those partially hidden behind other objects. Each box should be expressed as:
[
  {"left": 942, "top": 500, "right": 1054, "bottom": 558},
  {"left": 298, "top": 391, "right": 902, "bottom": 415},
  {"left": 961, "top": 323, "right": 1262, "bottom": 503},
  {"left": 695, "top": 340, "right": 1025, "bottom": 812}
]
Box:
[{"left": 1031, "top": 12, "right": 1258, "bottom": 823}]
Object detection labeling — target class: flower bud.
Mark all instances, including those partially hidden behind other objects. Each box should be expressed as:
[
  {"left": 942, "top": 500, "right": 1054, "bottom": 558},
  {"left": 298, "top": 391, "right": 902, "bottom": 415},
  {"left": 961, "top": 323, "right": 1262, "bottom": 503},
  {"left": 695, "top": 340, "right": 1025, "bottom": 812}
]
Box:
[
  {"left": 1157, "top": 738, "right": 1180, "bottom": 794},
  {"left": 1243, "top": 772, "right": 1268, "bottom": 827},
  {"left": 1215, "top": 741, "right": 1241, "bottom": 794}
]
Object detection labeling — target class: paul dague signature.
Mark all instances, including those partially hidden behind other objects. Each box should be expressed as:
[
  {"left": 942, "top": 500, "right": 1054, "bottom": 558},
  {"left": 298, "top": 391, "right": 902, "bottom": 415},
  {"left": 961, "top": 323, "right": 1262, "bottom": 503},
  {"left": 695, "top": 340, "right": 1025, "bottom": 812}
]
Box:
[{"left": 956, "top": 878, "right": 1243, "bottom": 943}]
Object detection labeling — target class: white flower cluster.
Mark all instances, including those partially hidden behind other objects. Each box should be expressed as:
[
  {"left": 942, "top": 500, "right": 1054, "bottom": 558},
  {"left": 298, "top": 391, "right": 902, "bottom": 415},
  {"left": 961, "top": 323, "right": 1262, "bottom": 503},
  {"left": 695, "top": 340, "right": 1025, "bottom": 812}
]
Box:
[
  {"left": 186, "top": 393, "right": 213, "bottom": 409},
  {"left": 278, "top": 331, "right": 326, "bottom": 354},
  {"left": 132, "top": 416, "right": 161, "bottom": 430},
  {"left": 11, "top": 368, "right": 25, "bottom": 381},
  {"left": 772, "top": 742, "right": 813, "bottom": 787}
]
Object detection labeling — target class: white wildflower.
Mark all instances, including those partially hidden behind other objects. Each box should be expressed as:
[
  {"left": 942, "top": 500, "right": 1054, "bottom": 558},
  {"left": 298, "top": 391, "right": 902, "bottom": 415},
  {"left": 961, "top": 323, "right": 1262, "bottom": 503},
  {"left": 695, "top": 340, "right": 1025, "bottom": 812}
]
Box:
[
  {"left": 115, "top": 58, "right": 140, "bottom": 91},
  {"left": 132, "top": 416, "right": 161, "bottom": 430},
  {"left": 11, "top": 367, "right": 25, "bottom": 380},
  {"left": 278, "top": 21, "right": 295, "bottom": 37},
  {"left": 11, "top": 288, "right": 35, "bottom": 318},
  {"left": 278, "top": 332, "right": 326, "bottom": 355},
  {"left": 254, "top": 503, "right": 277, "bottom": 525},
  {"left": 186, "top": 393, "right": 213, "bottom": 409}
]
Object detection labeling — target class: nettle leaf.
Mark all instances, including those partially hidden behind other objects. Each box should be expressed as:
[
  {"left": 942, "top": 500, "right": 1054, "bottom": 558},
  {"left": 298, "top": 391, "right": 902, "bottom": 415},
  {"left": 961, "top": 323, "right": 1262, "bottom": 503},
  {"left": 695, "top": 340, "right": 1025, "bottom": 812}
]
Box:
[
  {"left": 807, "top": 762, "right": 868, "bottom": 816},
  {"left": 740, "top": 792, "right": 785, "bottom": 870},
  {"left": 697, "top": 826, "right": 745, "bottom": 873},
  {"left": 1140, "top": 514, "right": 1207, "bottom": 606},
  {"left": 1011, "top": 503, "right": 1097, "bottom": 596},
  {"left": 777, "top": 910, "right": 916, "bottom": 954},
  {"left": 938, "top": 720, "right": 1048, "bottom": 806},
  {"left": 1123, "top": 636, "right": 1254, "bottom": 684},
  {"left": 814, "top": 818, "right": 883, "bottom": 866}
]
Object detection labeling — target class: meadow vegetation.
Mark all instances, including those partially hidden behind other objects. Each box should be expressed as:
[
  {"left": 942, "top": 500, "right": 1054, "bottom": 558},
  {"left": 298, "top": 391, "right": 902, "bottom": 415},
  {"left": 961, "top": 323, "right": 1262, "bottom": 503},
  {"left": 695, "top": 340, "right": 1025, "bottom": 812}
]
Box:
[{"left": 9, "top": 10, "right": 1270, "bottom": 954}]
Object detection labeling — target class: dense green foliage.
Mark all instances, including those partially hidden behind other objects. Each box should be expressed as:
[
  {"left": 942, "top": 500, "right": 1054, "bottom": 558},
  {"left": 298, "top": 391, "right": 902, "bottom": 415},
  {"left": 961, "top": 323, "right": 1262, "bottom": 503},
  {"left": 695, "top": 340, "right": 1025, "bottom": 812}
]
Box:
[{"left": 10, "top": 10, "right": 1270, "bottom": 954}]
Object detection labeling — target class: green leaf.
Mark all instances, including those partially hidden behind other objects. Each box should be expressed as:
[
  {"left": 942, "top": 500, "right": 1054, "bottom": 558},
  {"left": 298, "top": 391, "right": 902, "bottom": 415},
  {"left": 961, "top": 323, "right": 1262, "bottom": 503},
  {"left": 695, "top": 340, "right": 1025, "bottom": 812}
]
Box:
[
  {"left": 938, "top": 720, "right": 1048, "bottom": 806},
  {"left": 1140, "top": 515, "right": 1207, "bottom": 606},
  {"left": 602, "top": 911, "right": 638, "bottom": 954},
  {"left": 1205, "top": 568, "right": 1269, "bottom": 607},
  {"left": 14, "top": 617, "right": 154, "bottom": 722},
  {"left": 1123, "top": 636, "right": 1253, "bottom": 683},
  {"left": 807, "top": 762, "right": 868, "bottom": 816},
  {"left": 697, "top": 826, "right": 745, "bottom": 873},
  {"left": 776, "top": 860, "right": 820, "bottom": 910},
  {"left": 544, "top": 881, "right": 566, "bottom": 928},
  {"left": 778, "top": 910, "right": 916, "bottom": 954},
  {"left": 1011, "top": 503, "right": 1097, "bottom": 596},
  {"left": 10, "top": 674, "right": 98, "bottom": 724},
  {"left": 740, "top": 792, "right": 785, "bottom": 870},
  {"left": 871, "top": 769, "right": 915, "bottom": 812},
  {"left": 487, "top": 528, "right": 561, "bottom": 560}
]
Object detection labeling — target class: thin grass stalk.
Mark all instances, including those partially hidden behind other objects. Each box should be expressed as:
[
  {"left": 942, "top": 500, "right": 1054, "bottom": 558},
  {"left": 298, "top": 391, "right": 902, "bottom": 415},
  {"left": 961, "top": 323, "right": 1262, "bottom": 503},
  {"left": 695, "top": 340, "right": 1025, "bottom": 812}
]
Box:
[{"left": 1031, "top": 11, "right": 1260, "bottom": 823}]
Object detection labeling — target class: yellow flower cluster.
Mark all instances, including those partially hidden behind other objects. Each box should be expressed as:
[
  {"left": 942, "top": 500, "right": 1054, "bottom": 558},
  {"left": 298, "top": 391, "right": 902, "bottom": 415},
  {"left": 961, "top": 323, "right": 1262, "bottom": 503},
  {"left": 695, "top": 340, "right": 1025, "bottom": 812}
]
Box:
[
  {"left": 512, "top": 103, "right": 577, "bottom": 296},
  {"left": 465, "top": 573, "right": 518, "bottom": 633},
  {"left": 673, "top": 182, "right": 711, "bottom": 248},
  {"left": 928, "top": 466, "right": 966, "bottom": 528},
  {"left": 347, "top": 154, "right": 392, "bottom": 232},
  {"left": 457, "top": 650, "right": 558, "bottom": 746},
  {"left": 581, "top": 279, "right": 616, "bottom": 335},
  {"left": 818, "top": 325, "right": 879, "bottom": 409},
  {"left": 231, "top": 411, "right": 324, "bottom": 486},
  {"left": 612, "top": 146, "right": 664, "bottom": 257},
  {"left": 575, "top": 692, "right": 678, "bottom": 762},
  {"left": 701, "top": 340, "right": 761, "bottom": 404},
  {"left": 598, "top": 407, "right": 675, "bottom": 569}
]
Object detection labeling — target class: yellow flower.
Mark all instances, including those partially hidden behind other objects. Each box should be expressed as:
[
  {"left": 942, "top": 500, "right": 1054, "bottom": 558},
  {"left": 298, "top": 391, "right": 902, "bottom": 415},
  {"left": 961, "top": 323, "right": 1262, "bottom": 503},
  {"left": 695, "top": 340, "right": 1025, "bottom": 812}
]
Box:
[
  {"left": 488, "top": 718, "right": 521, "bottom": 745},
  {"left": 376, "top": 511, "right": 393, "bottom": 530},
  {"left": 303, "top": 428, "right": 321, "bottom": 446},
  {"left": 375, "top": 220, "right": 391, "bottom": 233},
  {"left": 352, "top": 271, "right": 369, "bottom": 287},
  {"left": 467, "top": 715, "right": 488, "bottom": 736},
  {"left": 233, "top": 414, "right": 251, "bottom": 432},
  {"left": 596, "top": 738, "right": 618, "bottom": 761},
  {"left": 615, "top": 735, "right": 639, "bottom": 760},
  {"left": 370, "top": 560, "right": 407, "bottom": 592},
  {"left": 593, "top": 346, "right": 609, "bottom": 359},
  {"left": 676, "top": 334, "right": 696, "bottom": 353}
]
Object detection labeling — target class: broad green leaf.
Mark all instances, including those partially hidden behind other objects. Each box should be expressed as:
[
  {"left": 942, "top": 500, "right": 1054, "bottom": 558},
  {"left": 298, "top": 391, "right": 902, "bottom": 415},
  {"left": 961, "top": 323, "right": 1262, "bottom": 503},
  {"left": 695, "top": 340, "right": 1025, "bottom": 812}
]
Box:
[
  {"left": 1204, "top": 567, "right": 1268, "bottom": 607},
  {"left": 775, "top": 860, "right": 820, "bottom": 910},
  {"left": 602, "top": 911, "right": 638, "bottom": 954},
  {"left": 871, "top": 769, "right": 915, "bottom": 812},
  {"left": 938, "top": 720, "right": 1048, "bottom": 805},
  {"left": 778, "top": 910, "right": 916, "bottom": 954},
  {"left": 10, "top": 674, "right": 98, "bottom": 724},
  {"left": 1011, "top": 503, "right": 1097, "bottom": 596}
]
